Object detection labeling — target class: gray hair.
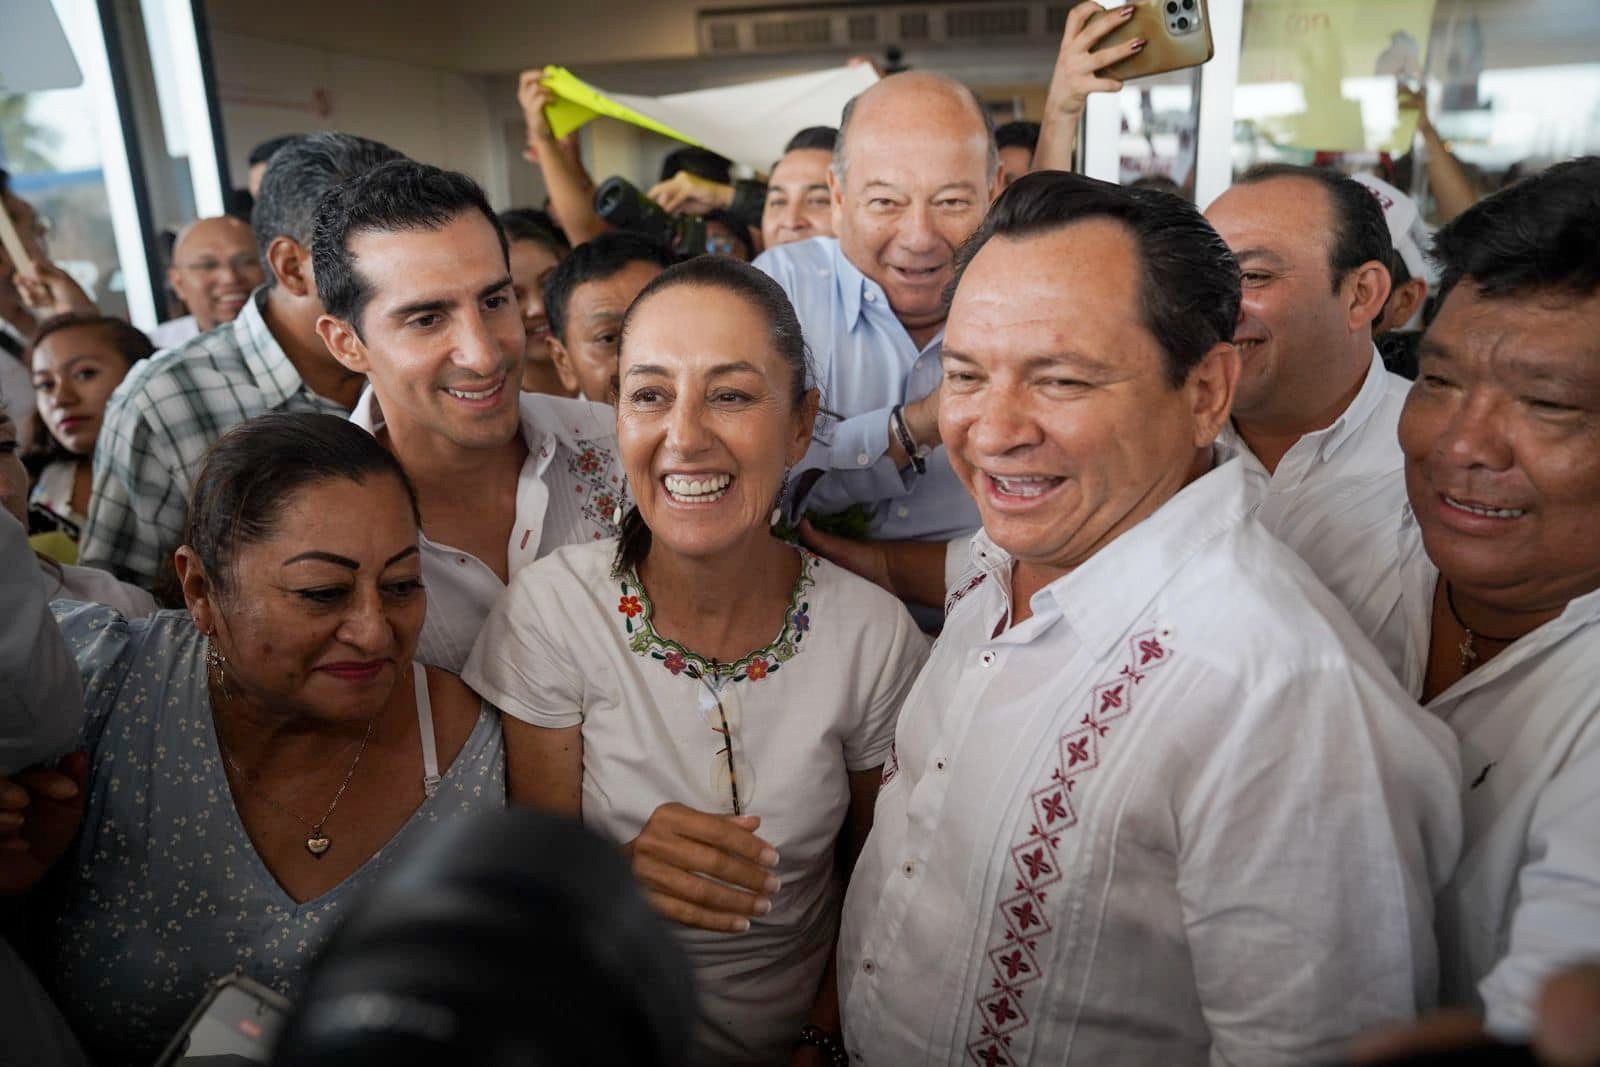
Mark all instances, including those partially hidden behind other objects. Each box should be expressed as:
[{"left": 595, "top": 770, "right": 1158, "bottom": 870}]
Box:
[
  {"left": 250, "top": 132, "right": 403, "bottom": 286},
  {"left": 831, "top": 75, "right": 999, "bottom": 188}
]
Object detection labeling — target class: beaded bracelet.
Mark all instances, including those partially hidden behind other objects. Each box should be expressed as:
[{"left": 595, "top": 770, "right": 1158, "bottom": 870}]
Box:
[{"left": 797, "top": 1023, "right": 851, "bottom": 1066}]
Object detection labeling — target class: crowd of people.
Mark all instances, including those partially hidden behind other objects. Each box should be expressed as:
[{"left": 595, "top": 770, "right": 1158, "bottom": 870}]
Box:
[{"left": 2, "top": 7, "right": 1599, "bottom": 1066}]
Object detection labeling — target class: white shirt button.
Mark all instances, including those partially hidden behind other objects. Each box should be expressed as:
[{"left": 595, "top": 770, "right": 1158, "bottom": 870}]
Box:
[
  {"left": 865, "top": 290, "right": 877, "bottom": 302},
  {"left": 856, "top": 453, "right": 871, "bottom": 467},
  {"left": 980, "top": 650, "right": 996, "bottom": 667},
  {"left": 861, "top": 959, "right": 876, "bottom": 975},
  {"left": 895, "top": 506, "right": 910, "bottom": 519}
]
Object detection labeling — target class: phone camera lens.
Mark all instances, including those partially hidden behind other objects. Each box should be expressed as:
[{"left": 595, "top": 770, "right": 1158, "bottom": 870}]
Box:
[
  {"left": 1176, "top": 15, "right": 1189, "bottom": 29},
  {"left": 1182, "top": 0, "right": 1194, "bottom": 8},
  {"left": 1166, "top": 1, "right": 1178, "bottom": 10}
]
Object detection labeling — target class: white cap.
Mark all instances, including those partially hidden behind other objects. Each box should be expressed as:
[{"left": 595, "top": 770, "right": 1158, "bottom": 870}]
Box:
[{"left": 1351, "top": 173, "right": 1435, "bottom": 288}]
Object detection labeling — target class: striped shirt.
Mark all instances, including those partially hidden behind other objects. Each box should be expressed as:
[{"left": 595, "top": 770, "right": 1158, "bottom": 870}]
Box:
[{"left": 79, "top": 289, "right": 348, "bottom": 586}]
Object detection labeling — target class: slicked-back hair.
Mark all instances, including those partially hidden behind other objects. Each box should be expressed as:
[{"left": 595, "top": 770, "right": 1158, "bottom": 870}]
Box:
[
  {"left": 1430, "top": 155, "right": 1600, "bottom": 312},
  {"left": 248, "top": 134, "right": 304, "bottom": 168},
  {"left": 185, "top": 412, "right": 420, "bottom": 598},
  {"left": 784, "top": 126, "right": 837, "bottom": 153},
  {"left": 1235, "top": 163, "right": 1393, "bottom": 294},
  {"left": 251, "top": 132, "right": 402, "bottom": 286},
  {"left": 311, "top": 160, "right": 507, "bottom": 337},
  {"left": 612, "top": 256, "right": 813, "bottom": 576},
  {"left": 833, "top": 76, "right": 999, "bottom": 187},
  {"left": 948, "top": 171, "right": 1240, "bottom": 387},
  {"left": 541, "top": 231, "right": 676, "bottom": 346}
]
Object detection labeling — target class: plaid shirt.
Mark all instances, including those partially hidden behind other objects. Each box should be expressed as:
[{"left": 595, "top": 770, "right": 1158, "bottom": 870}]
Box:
[{"left": 79, "top": 290, "right": 348, "bottom": 586}]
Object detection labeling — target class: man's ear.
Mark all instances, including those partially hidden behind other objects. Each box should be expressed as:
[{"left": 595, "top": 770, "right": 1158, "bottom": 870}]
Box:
[
  {"left": 827, "top": 166, "right": 846, "bottom": 237},
  {"left": 1378, "top": 277, "right": 1429, "bottom": 335},
  {"left": 547, "top": 336, "right": 581, "bottom": 396},
  {"left": 316, "top": 313, "right": 370, "bottom": 375},
  {"left": 1185, "top": 341, "right": 1241, "bottom": 448},
  {"left": 266, "top": 236, "right": 314, "bottom": 298},
  {"left": 174, "top": 546, "right": 217, "bottom": 635},
  {"left": 987, "top": 165, "right": 1006, "bottom": 206},
  {"left": 166, "top": 266, "right": 190, "bottom": 310},
  {"left": 1343, "top": 259, "right": 1392, "bottom": 334}
]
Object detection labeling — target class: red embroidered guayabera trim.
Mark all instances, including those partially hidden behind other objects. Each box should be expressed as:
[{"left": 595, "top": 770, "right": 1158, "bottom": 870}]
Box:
[{"left": 965, "top": 629, "right": 1174, "bottom": 1066}]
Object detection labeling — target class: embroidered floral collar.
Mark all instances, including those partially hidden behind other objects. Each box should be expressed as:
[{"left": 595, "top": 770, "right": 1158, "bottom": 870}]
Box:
[{"left": 615, "top": 551, "right": 817, "bottom": 682}]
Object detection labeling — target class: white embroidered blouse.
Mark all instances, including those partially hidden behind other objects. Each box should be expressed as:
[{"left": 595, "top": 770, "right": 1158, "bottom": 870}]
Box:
[
  {"left": 465, "top": 538, "right": 928, "bottom": 1065},
  {"left": 838, "top": 458, "right": 1463, "bottom": 1067}
]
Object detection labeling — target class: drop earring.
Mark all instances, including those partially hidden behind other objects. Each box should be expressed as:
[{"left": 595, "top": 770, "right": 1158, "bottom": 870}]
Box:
[
  {"left": 612, "top": 478, "right": 626, "bottom": 527},
  {"left": 770, "top": 470, "right": 790, "bottom": 527}
]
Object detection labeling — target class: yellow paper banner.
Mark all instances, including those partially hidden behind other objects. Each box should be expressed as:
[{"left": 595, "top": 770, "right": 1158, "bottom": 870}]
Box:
[{"left": 539, "top": 66, "right": 702, "bottom": 147}]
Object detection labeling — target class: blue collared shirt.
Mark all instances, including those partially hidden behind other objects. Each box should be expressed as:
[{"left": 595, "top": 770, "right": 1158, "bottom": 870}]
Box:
[{"left": 755, "top": 236, "right": 980, "bottom": 542}]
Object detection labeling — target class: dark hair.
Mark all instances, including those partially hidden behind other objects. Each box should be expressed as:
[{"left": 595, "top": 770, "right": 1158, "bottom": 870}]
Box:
[
  {"left": 497, "top": 208, "right": 571, "bottom": 260},
  {"left": 994, "top": 120, "right": 1041, "bottom": 153},
  {"left": 703, "top": 210, "right": 753, "bottom": 260},
  {"left": 184, "top": 412, "right": 420, "bottom": 596},
  {"left": 252, "top": 132, "right": 403, "bottom": 285},
  {"left": 541, "top": 231, "right": 675, "bottom": 345},
  {"left": 1128, "top": 174, "right": 1185, "bottom": 201},
  {"left": 23, "top": 314, "right": 157, "bottom": 469},
  {"left": 1429, "top": 155, "right": 1600, "bottom": 311},
  {"left": 248, "top": 134, "right": 304, "bottom": 168},
  {"left": 783, "top": 126, "right": 838, "bottom": 154},
  {"left": 659, "top": 146, "right": 732, "bottom": 185},
  {"left": 949, "top": 171, "right": 1240, "bottom": 387},
  {"left": 1236, "top": 163, "right": 1393, "bottom": 293},
  {"left": 312, "top": 160, "right": 507, "bottom": 335},
  {"left": 611, "top": 256, "right": 812, "bottom": 576}
]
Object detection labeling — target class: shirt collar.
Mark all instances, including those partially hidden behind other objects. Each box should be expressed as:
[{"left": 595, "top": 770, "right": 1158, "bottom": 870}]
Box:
[
  {"left": 1219, "top": 347, "right": 1393, "bottom": 474},
  {"left": 1312, "top": 347, "right": 1392, "bottom": 464},
  {"left": 235, "top": 287, "right": 310, "bottom": 408},
  {"left": 971, "top": 453, "right": 1254, "bottom": 660},
  {"left": 349, "top": 385, "right": 559, "bottom": 476},
  {"left": 830, "top": 238, "right": 945, "bottom": 354}
]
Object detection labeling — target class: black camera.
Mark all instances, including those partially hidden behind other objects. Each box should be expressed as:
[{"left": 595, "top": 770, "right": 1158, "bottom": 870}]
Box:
[{"left": 593, "top": 176, "right": 707, "bottom": 257}]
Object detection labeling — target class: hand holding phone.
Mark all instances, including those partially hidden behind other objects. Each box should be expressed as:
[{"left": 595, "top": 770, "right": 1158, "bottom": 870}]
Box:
[{"left": 1096, "top": 0, "right": 1216, "bottom": 83}]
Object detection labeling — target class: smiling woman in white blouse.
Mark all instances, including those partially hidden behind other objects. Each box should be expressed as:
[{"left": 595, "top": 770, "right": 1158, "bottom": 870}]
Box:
[{"left": 465, "top": 256, "right": 928, "bottom": 1067}]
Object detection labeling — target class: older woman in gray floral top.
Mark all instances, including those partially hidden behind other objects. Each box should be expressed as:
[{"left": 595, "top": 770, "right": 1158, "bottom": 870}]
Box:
[{"left": 8, "top": 412, "right": 503, "bottom": 1065}]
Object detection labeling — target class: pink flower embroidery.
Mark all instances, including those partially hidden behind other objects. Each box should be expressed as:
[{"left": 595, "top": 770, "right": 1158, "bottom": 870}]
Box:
[
  {"left": 618, "top": 595, "right": 643, "bottom": 619},
  {"left": 662, "top": 651, "right": 687, "bottom": 675}
]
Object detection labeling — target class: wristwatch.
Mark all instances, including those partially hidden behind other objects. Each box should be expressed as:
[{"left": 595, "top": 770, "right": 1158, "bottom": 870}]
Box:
[{"left": 890, "top": 404, "right": 932, "bottom": 475}]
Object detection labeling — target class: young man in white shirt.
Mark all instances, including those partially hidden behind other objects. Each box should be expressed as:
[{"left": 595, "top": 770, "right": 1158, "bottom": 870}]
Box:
[
  {"left": 1319, "top": 157, "right": 1600, "bottom": 1039},
  {"left": 837, "top": 172, "right": 1462, "bottom": 1066},
  {"left": 313, "top": 161, "right": 624, "bottom": 672},
  {"left": 1203, "top": 165, "right": 1411, "bottom": 556}
]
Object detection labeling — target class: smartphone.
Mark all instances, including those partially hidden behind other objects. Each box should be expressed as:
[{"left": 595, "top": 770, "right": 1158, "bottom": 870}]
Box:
[
  {"left": 153, "top": 972, "right": 292, "bottom": 1066},
  {"left": 1097, "top": 0, "right": 1215, "bottom": 83}
]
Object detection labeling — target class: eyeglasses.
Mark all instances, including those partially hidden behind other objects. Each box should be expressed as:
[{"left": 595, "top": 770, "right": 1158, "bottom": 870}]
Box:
[{"left": 698, "top": 679, "right": 754, "bottom": 815}]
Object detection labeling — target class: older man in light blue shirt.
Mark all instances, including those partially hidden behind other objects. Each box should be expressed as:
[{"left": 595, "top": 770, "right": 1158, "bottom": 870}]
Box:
[{"left": 755, "top": 71, "right": 1001, "bottom": 544}]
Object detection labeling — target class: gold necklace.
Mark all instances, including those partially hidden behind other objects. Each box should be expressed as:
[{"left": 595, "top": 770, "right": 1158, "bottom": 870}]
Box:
[
  {"left": 1445, "top": 582, "right": 1522, "bottom": 672},
  {"left": 215, "top": 712, "right": 381, "bottom": 858}
]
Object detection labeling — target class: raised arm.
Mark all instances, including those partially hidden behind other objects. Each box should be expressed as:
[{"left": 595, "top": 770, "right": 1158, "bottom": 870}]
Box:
[
  {"left": 1032, "top": 2, "right": 1145, "bottom": 173},
  {"left": 519, "top": 71, "right": 608, "bottom": 246},
  {"left": 1399, "top": 83, "right": 1480, "bottom": 223}
]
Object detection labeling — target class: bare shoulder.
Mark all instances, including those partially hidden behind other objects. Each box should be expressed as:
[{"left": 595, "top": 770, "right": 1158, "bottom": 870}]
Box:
[{"left": 423, "top": 664, "right": 488, "bottom": 771}]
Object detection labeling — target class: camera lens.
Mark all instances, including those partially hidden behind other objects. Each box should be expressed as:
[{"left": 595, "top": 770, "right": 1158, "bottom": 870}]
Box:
[
  {"left": 1182, "top": 0, "right": 1194, "bottom": 8},
  {"left": 1166, "top": 1, "right": 1178, "bottom": 11},
  {"left": 1176, "top": 15, "right": 1189, "bottom": 29}
]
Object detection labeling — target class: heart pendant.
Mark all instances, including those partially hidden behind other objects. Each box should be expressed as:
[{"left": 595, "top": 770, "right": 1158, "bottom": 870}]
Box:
[{"left": 305, "top": 836, "right": 331, "bottom": 857}]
